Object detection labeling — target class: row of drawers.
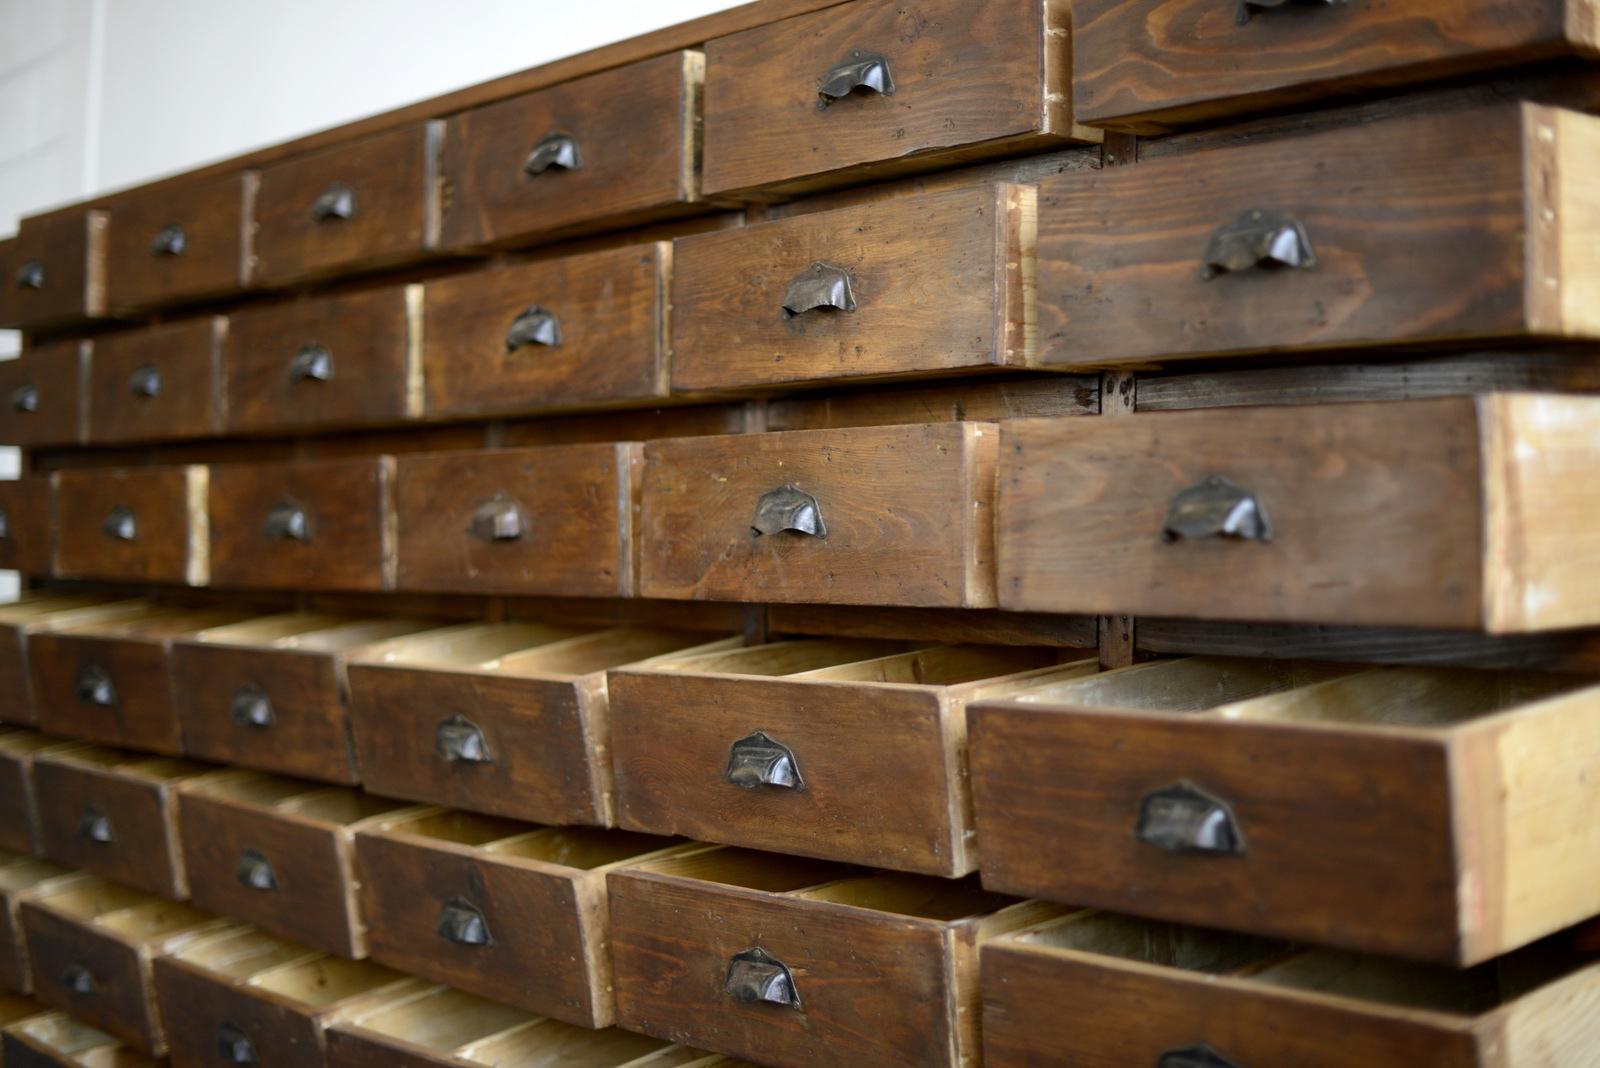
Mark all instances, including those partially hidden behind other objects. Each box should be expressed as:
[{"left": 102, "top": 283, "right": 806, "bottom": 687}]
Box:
[
  {"left": 3, "top": 848, "right": 1599, "bottom": 1067},
  {"left": 6, "top": 389, "right": 1600, "bottom": 631},
  {"left": 3, "top": 613, "right": 1600, "bottom": 969}
]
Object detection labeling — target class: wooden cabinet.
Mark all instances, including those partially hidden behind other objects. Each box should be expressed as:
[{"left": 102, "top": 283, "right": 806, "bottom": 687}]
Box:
[
  {"left": 0, "top": 343, "right": 86, "bottom": 448},
  {"left": 0, "top": 730, "right": 72, "bottom": 854},
  {"left": 84, "top": 318, "right": 224, "bottom": 445},
  {"left": 0, "top": 479, "right": 52, "bottom": 576},
  {"left": 103, "top": 173, "right": 247, "bottom": 313},
  {"left": 51, "top": 467, "right": 208, "bottom": 586},
  {"left": 2, "top": 1010, "right": 163, "bottom": 1068},
  {"left": 0, "top": 852, "right": 75, "bottom": 994},
  {"left": 0, "top": 213, "right": 106, "bottom": 331},
  {"left": 0, "top": 597, "right": 149, "bottom": 728}
]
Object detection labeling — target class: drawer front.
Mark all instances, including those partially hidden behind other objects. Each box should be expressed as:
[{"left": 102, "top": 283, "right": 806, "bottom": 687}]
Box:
[
  {"left": 0, "top": 213, "right": 105, "bottom": 330},
  {"left": 421, "top": 243, "right": 666, "bottom": 418},
  {"left": 1071, "top": 0, "right": 1587, "bottom": 131},
  {"left": 0, "top": 903, "right": 27, "bottom": 993},
  {"left": 640, "top": 423, "right": 997, "bottom": 607},
  {"left": 32, "top": 761, "right": 185, "bottom": 900},
  {"left": 29, "top": 636, "right": 183, "bottom": 755},
  {"left": 439, "top": 52, "right": 699, "bottom": 250},
  {"left": 703, "top": 0, "right": 1070, "bottom": 197},
  {"left": 672, "top": 184, "right": 1032, "bottom": 391},
  {"left": 21, "top": 911, "right": 156, "bottom": 1052},
  {"left": 225, "top": 286, "right": 418, "bottom": 434},
  {"left": 208, "top": 457, "right": 395, "bottom": 591},
  {"left": 85, "top": 318, "right": 223, "bottom": 444},
  {"left": 172, "top": 644, "right": 358, "bottom": 784},
  {"left": 104, "top": 173, "right": 246, "bottom": 312},
  {"left": 0, "top": 479, "right": 52, "bottom": 575},
  {"left": 998, "top": 400, "right": 1489, "bottom": 628},
  {"left": 394, "top": 444, "right": 638, "bottom": 596},
  {"left": 0, "top": 751, "right": 38, "bottom": 853},
  {"left": 253, "top": 123, "right": 439, "bottom": 285},
  {"left": 154, "top": 961, "right": 324, "bottom": 1068},
  {"left": 52, "top": 467, "right": 207, "bottom": 586},
  {"left": 356, "top": 835, "right": 601, "bottom": 1026},
  {"left": 0, "top": 344, "right": 84, "bottom": 447}
]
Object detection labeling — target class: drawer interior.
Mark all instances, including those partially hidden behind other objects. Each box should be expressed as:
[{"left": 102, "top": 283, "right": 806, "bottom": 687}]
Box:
[
  {"left": 55, "top": 743, "right": 212, "bottom": 781},
  {"left": 792, "top": 871, "right": 1016, "bottom": 921},
  {"left": 165, "top": 926, "right": 318, "bottom": 980},
  {"left": 1010, "top": 657, "right": 1351, "bottom": 712},
  {"left": 455, "top": 1017, "right": 668, "bottom": 1066},
  {"left": 248, "top": 952, "right": 408, "bottom": 1009},
  {"left": 362, "top": 622, "right": 726, "bottom": 680},
  {"left": 93, "top": 898, "right": 215, "bottom": 941},
  {"left": 188, "top": 612, "right": 438, "bottom": 653},
  {"left": 371, "top": 809, "right": 678, "bottom": 871},
  {"left": 187, "top": 773, "right": 411, "bottom": 826},
  {"left": 0, "top": 991, "right": 43, "bottom": 1024},
  {"left": 54, "top": 604, "right": 256, "bottom": 641},
  {"left": 0, "top": 729, "right": 66, "bottom": 758},
  {"left": 35, "top": 876, "right": 215, "bottom": 942},
  {"left": 0, "top": 852, "right": 72, "bottom": 894},
  {"left": 632, "top": 845, "right": 848, "bottom": 893},
  {"left": 0, "top": 595, "right": 139, "bottom": 625},
  {"left": 344, "top": 984, "right": 532, "bottom": 1054},
  {"left": 7, "top": 1012, "right": 124, "bottom": 1057},
  {"left": 644, "top": 639, "right": 915, "bottom": 678}
]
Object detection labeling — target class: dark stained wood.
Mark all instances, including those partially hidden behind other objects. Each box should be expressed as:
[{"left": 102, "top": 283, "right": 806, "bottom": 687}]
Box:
[
  {"left": 0, "top": 343, "right": 86, "bottom": 448},
  {"left": 0, "top": 214, "right": 106, "bottom": 331},
  {"left": 84, "top": 317, "right": 224, "bottom": 444},
  {"left": 765, "top": 603, "right": 1098, "bottom": 647},
  {"left": 0, "top": 597, "right": 152, "bottom": 728},
  {"left": 52, "top": 467, "right": 207, "bottom": 586},
  {"left": 0, "top": 852, "right": 75, "bottom": 994},
  {"left": 103, "top": 172, "right": 248, "bottom": 313},
  {"left": 502, "top": 402, "right": 750, "bottom": 446},
  {"left": 0, "top": 479, "right": 52, "bottom": 576},
  {"left": 766, "top": 374, "right": 1099, "bottom": 431}
]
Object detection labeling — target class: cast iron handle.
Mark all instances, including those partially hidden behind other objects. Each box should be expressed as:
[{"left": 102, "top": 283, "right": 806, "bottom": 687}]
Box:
[
  {"left": 818, "top": 50, "right": 894, "bottom": 105},
  {"left": 102, "top": 506, "right": 137, "bottom": 542},
  {"left": 236, "top": 849, "right": 278, "bottom": 891},
  {"left": 0, "top": 508, "right": 10, "bottom": 539},
  {"left": 79, "top": 806, "right": 115, "bottom": 844},
  {"left": 436, "top": 715, "right": 491, "bottom": 764},
  {"left": 782, "top": 262, "right": 856, "bottom": 317},
  {"left": 127, "top": 363, "right": 163, "bottom": 398},
  {"left": 76, "top": 664, "right": 117, "bottom": 707},
  {"left": 725, "top": 731, "right": 803, "bottom": 790},
  {"left": 1163, "top": 475, "right": 1272, "bottom": 543},
  {"left": 469, "top": 495, "right": 525, "bottom": 542},
  {"left": 310, "top": 181, "right": 356, "bottom": 222},
  {"left": 725, "top": 948, "right": 800, "bottom": 1008},
  {"left": 231, "top": 684, "right": 275, "bottom": 728},
  {"left": 62, "top": 963, "right": 96, "bottom": 996},
  {"left": 1200, "top": 209, "right": 1314, "bottom": 280},
  {"left": 1137, "top": 783, "right": 1245, "bottom": 855},
  {"left": 150, "top": 223, "right": 187, "bottom": 256},
  {"left": 264, "top": 501, "right": 309, "bottom": 542},
  {"left": 1158, "top": 1045, "right": 1243, "bottom": 1068},
  {"left": 1237, "top": 0, "right": 1343, "bottom": 24},
  {"left": 752, "top": 484, "right": 825, "bottom": 538},
  {"left": 217, "top": 1023, "right": 257, "bottom": 1064},
  {"left": 505, "top": 305, "right": 562, "bottom": 351},
  {"left": 11, "top": 385, "right": 37, "bottom": 413},
  {"left": 437, "top": 898, "right": 492, "bottom": 946},
  {"left": 14, "top": 259, "right": 43, "bottom": 289},
  {"left": 523, "top": 132, "right": 582, "bottom": 175},
  {"left": 289, "top": 343, "right": 333, "bottom": 383}
]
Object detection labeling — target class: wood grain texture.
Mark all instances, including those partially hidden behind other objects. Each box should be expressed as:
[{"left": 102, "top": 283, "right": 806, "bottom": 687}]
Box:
[
  {"left": 85, "top": 317, "right": 224, "bottom": 445},
  {"left": 766, "top": 373, "right": 1098, "bottom": 431},
  {"left": 764, "top": 604, "right": 1097, "bottom": 648},
  {"left": 0, "top": 212, "right": 105, "bottom": 330},
  {"left": 0, "top": 479, "right": 52, "bottom": 576},
  {"left": 640, "top": 423, "right": 997, "bottom": 607},
  {"left": 103, "top": 172, "right": 247, "bottom": 313},
  {"left": 0, "top": 597, "right": 150, "bottom": 728},
  {"left": 0, "top": 343, "right": 86, "bottom": 448},
  {"left": 502, "top": 402, "right": 749, "bottom": 447},
  {"left": 421, "top": 244, "right": 666, "bottom": 418},
  {"left": 0, "top": 854, "right": 75, "bottom": 994},
  {"left": 0, "top": 732, "right": 56, "bottom": 853},
  {"left": 52, "top": 467, "right": 207, "bottom": 586}
]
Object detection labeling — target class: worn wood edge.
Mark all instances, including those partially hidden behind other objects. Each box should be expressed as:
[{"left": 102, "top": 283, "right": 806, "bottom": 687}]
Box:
[
  {"left": 998, "top": 183, "right": 1037, "bottom": 368},
  {"left": 184, "top": 465, "right": 209, "bottom": 588}
]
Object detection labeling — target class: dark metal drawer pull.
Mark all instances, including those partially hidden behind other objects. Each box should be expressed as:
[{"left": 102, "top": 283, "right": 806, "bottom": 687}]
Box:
[
  {"left": 102, "top": 506, "right": 137, "bottom": 542},
  {"left": 310, "top": 181, "right": 356, "bottom": 222},
  {"left": 818, "top": 50, "right": 894, "bottom": 105},
  {"left": 523, "top": 132, "right": 582, "bottom": 175},
  {"left": 436, "top": 715, "right": 491, "bottom": 764},
  {"left": 725, "top": 947, "right": 800, "bottom": 1008},
  {"left": 1137, "top": 782, "right": 1244, "bottom": 855},
  {"left": 1163, "top": 476, "right": 1272, "bottom": 544},
  {"left": 469, "top": 495, "right": 525, "bottom": 542},
  {"left": 752, "top": 484, "right": 825, "bottom": 538},
  {"left": 1237, "top": 0, "right": 1343, "bottom": 24},
  {"left": 0, "top": 508, "right": 10, "bottom": 539},
  {"left": 236, "top": 849, "right": 278, "bottom": 891},
  {"left": 290, "top": 343, "right": 333, "bottom": 383},
  {"left": 11, "top": 385, "right": 37, "bottom": 414},
  {"left": 217, "top": 1023, "right": 257, "bottom": 1065},
  {"left": 79, "top": 806, "right": 115, "bottom": 844},
  {"left": 437, "top": 898, "right": 492, "bottom": 946},
  {"left": 128, "top": 363, "right": 163, "bottom": 398},
  {"left": 76, "top": 664, "right": 117, "bottom": 707},
  {"left": 14, "top": 259, "right": 43, "bottom": 289},
  {"left": 1201, "top": 209, "right": 1314, "bottom": 280},
  {"left": 264, "top": 501, "right": 309, "bottom": 541},
  {"left": 62, "top": 963, "right": 96, "bottom": 996},
  {"left": 782, "top": 262, "right": 856, "bottom": 317},
  {"left": 505, "top": 305, "right": 562, "bottom": 351},
  {"left": 726, "top": 731, "right": 803, "bottom": 790},
  {"left": 231, "top": 684, "right": 275, "bottom": 728},
  {"left": 151, "top": 222, "right": 187, "bottom": 256},
  {"left": 1159, "top": 1044, "right": 1242, "bottom": 1068}
]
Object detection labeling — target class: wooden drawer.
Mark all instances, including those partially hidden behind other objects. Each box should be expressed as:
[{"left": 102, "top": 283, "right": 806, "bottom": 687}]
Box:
[
  {"left": 0, "top": 213, "right": 106, "bottom": 330},
  {"left": 970, "top": 658, "right": 1600, "bottom": 965},
  {"left": 348, "top": 624, "right": 717, "bottom": 826},
  {"left": 3, "top": 1011, "right": 162, "bottom": 1068},
  {"left": 671, "top": 184, "right": 1036, "bottom": 392},
  {"left": 439, "top": 52, "right": 701, "bottom": 250},
  {"left": 31, "top": 745, "right": 219, "bottom": 900},
  {"left": 208, "top": 457, "right": 396, "bottom": 591},
  {"left": 1036, "top": 103, "right": 1600, "bottom": 368},
  {"left": 355, "top": 809, "right": 678, "bottom": 1027},
  {"left": 20, "top": 876, "right": 224, "bottom": 1053},
  {"left": 103, "top": 172, "right": 247, "bottom": 313},
  {"left": 999, "top": 395, "right": 1600, "bottom": 631},
  {"left": 0, "top": 479, "right": 52, "bottom": 575},
  {"left": 982, "top": 911, "right": 1600, "bottom": 1068},
  {"left": 640, "top": 423, "right": 998, "bottom": 607},
  {"left": 29, "top": 606, "right": 254, "bottom": 756},
  {"left": 0, "top": 343, "right": 85, "bottom": 448},
  {"left": 52, "top": 467, "right": 208, "bottom": 586},
  {"left": 610, "top": 846, "right": 1041, "bottom": 1067},
  {"left": 0, "top": 730, "right": 74, "bottom": 854},
  {"left": 0, "top": 596, "right": 151, "bottom": 728},
  {"left": 224, "top": 286, "right": 420, "bottom": 434},
  {"left": 176, "top": 772, "right": 415, "bottom": 958},
  {"left": 154, "top": 925, "right": 414, "bottom": 1068},
  {"left": 610, "top": 641, "right": 1089, "bottom": 876},
  {"left": 172, "top": 614, "right": 434, "bottom": 786},
  {"left": 0, "top": 853, "right": 75, "bottom": 994},
  {"left": 253, "top": 123, "right": 441, "bottom": 286},
  {"left": 85, "top": 318, "right": 224, "bottom": 445},
  {"left": 1071, "top": 0, "right": 1600, "bottom": 132},
  {"left": 420, "top": 244, "right": 666, "bottom": 418},
  {"left": 702, "top": 0, "right": 1084, "bottom": 198},
  {"left": 394, "top": 444, "right": 641, "bottom": 596}
]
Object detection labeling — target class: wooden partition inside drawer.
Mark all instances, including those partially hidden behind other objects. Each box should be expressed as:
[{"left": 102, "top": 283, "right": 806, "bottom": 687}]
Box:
[
  {"left": 31, "top": 745, "right": 219, "bottom": 900},
  {"left": 0, "top": 343, "right": 85, "bottom": 448},
  {"left": 610, "top": 845, "right": 1042, "bottom": 1067},
  {"left": 153, "top": 925, "right": 414, "bottom": 1068},
  {"left": 20, "top": 876, "right": 224, "bottom": 1053},
  {"left": 611, "top": 641, "right": 1092, "bottom": 875},
  {"left": 0, "top": 853, "right": 75, "bottom": 994},
  {"left": 0, "top": 479, "right": 52, "bottom": 576},
  {"left": 348, "top": 623, "right": 722, "bottom": 827},
  {"left": 52, "top": 466, "right": 208, "bottom": 586},
  {"left": 176, "top": 772, "right": 416, "bottom": 958},
  {"left": 0, "top": 212, "right": 105, "bottom": 331},
  {"left": 29, "top": 605, "right": 255, "bottom": 755},
  {"left": 982, "top": 911, "right": 1600, "bottom": 1068},
  {"left": 2, "top": 1009, "right": 162, "bottom": 1068},
  {"left": 0, "top": 597, "right": 150, "bottom": 727},
  {"left": 85, "top": 317, "right": 224, "bottom": 445},
  {"left": 355, "top": 809, "right": 679, "bottom": 1027},
  {"left": 172, "top": 613, "right": 437, "bottom": 785},
  {"left": 103, "top": 171, "right": 246, "bottom": 313}
]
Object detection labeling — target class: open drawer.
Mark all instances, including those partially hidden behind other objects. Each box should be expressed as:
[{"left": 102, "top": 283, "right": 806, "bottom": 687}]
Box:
[
  {"left": 0, "top": 596, "right": 150, "bottom": 727},
  {"left": 981, "top": 911, "right": 1600, "bottom": 1068},
  {"left": 0, "top": 852, "right": 74, "bottom": 994},
  {"left": 172, "top": 613, "right": 438, "bottom": 784},
  {"left": 610, "top": 640, "right": 1093, "bottom": 875},
  {"left": 609, "top": 845, "right": 1045, "bottom": 1068},
  {"left": 348, "top": 624, "right": 726, "bottom": 827},
  {"left": 153, "top": 924, "right": 416, "bottom": 1068},
  {"left": 2, "top": 1009, "right": 162, "bottom": 1067},
  {"left": 176, "top": 772, "right": 418, "bottom": 958},
  {"left": 354, "top": 809, "right": 679, "bottom": 1027},
  {"left": 20, "top": 875, "right": 225, "bottom": 1053},
  {"left": 0, "top": 730, "right": 78, "bottom": 854},
  {"left": 968, "top": 657, "right": 1600, "bottom": 965}
]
